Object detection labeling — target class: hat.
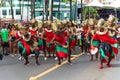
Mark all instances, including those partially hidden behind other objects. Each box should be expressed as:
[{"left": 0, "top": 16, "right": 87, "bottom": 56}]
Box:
[
  {"left": 52, "top": 22, "right": 58, "bottom": 32},
  {"left": 82, "top": 19, "right": 89, "bottom": 26},
  {"left": 38, "top": 21, "right": 43, "bottom": 29},
  {"left": 108, "top": 15, "right": 118, "bottom": 23},
  {"left": 47, "top": 20, "right": 52, "bottom": 26},
  {"left": 22, "top": 31, "right": 31, "bottom": 42},
  {"left": 89, "top": 18, "right": 95, "bottom": 26},
  {"left": 30, "top": 18, "right": 36, "bottom": 24},
  {"left": 97, "top": 18, "right": 105, "bottom": 28}
]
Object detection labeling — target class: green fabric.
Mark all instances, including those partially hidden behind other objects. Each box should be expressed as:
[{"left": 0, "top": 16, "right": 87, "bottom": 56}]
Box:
[
  {"left": 68, "top": 35, "right": 75, "bottom": 44},
  {"left": 112, "top": 51, "right": 115, "bottom": 57},
  {"left": 56, "top": 45, "right": 68, "bottom": 54},
  {"left": 71, "top": 35, "right": 75, "bottom": 40},
  {"left": 1, "top": 29, "right": 8, "bottom": 42},
  {"left": 79, "top": 39, "right": 82, "bottom": 46},
  {"left": 38, "top": 39, "right": 43, "bottom": 46},
  {"left": 92, "top": 40, "right": 99, "bottom": 47},
  {"left": 114, "top": 44, "right": 119, "bottom": 48},
  {"left": 18, "top": 42, "right": 26, "bottom": 55},
  {"left": 100, "top": 48, "right": 106, "bottom": 59},
  {"left": 47, "top": 43, "right": 51, "bottom": 47}
]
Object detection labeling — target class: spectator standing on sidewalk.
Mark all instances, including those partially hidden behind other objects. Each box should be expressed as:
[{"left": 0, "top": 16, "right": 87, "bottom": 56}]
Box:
[{"left": 0, "top": 25, "right": 9, "bottom": 55}]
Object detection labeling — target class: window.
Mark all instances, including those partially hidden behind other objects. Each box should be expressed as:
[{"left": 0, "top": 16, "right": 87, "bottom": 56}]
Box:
[
  {"left": 9, "top": 10, "right": 11, "bottom": 15},
  {"left": 2, "top": 10, "right": 7, "bottom": 15},
  {"left": 16, "top": 9, "right": 21, "bottom": 15}
]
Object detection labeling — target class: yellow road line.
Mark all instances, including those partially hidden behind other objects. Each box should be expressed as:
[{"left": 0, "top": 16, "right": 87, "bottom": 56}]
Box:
[{"left": 29, "top": 53, "right": 84, "bottom": 80}]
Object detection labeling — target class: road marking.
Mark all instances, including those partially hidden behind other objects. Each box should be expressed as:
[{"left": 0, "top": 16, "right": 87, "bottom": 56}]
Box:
[{"left": 29, "top": 53, "right": 84, "bottom": 80}]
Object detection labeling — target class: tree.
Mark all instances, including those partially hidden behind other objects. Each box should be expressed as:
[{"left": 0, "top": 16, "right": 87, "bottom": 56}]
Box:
[
  {"left": 74, "top": 0, "right": 77, "bottom": 21},
  {"left": 19, "top": 0, "right": 22, "bottom": 20},
  {"left": 58, "top": 0, "right": 61, "bottom": 19},
  {"left": 31, "top": 0, "right": 35, "bottom": 19},
  {"left": 9, "top": 0, "right": 14, "bottom": 19},
  {"left": 0, "top": 2, "right": 2, "bottom": 7},
  {"left": 49, "top": 0, "right": 53, "bottom": 21},
  {"left": 45, "top": 0, "right": 49, "bottom": 20},
  {"left": 82, "top": 7, "right": 99, "bottom": 20},
  {"left": 70, "top": 0, "right": 72, "bottom": 21}
]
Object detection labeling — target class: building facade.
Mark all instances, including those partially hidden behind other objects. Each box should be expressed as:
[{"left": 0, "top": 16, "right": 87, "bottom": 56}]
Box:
[
  {"left": 0, "top": 0, "right": 72, "bottom": 21},
  {"left": 0, "top": 0, "right": 117, "bottom": 21}
]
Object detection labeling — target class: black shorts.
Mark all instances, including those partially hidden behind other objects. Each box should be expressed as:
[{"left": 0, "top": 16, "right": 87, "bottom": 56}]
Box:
[{"left": 2, "top": 42, "right": 9, "bottom": 47}]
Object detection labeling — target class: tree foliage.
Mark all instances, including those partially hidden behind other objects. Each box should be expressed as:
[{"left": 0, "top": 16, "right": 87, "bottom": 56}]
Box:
[{"left": 82, "top": 7, "right": 99, "bottom": 20}]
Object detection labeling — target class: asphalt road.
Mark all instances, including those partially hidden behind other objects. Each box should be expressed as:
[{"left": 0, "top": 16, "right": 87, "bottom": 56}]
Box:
[{"left": 0, "top": 48, "right": 120, "bottom": 80}]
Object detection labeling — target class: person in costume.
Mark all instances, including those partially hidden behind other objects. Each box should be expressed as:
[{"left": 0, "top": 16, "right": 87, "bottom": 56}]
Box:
[
  {"left": 28, "top": 18, "right": 38, "bottom": 36},
  {"left": 67, "top": 21, "right": 77, "bottom": 55},
  {"left": 107, "top": 15, "right": 118, "bottom": 39},
  {"left": 75, "top": 24, "right": 83, "bottom": 48},
  {"left": 92, "top": 18, "right": 118, "bottom": 69},
  {"left": 42, "top": 21, "right": 55, "bottom": 57},
  {"left": 52, "top": 24, "right": 71, "bottom": 65},
  {"left": 107, "top": 15, "right": 119, "bottom": 58},
  {"left": 81, "top": 19, "right": 89, "bottom": 53},
  {"left": 15, "top": 27, "right": 31, "bottom": 65},
  {"left": 28, "top": 35, "right": 40, "bottom": 65},
  {"left": 37, "top": 22, "right": 47, "bottom": 60},
  {"left": 9, "top": 24, "right": 18, "bottom": 56},
  {"left": 87, "top": 18, "right": 98, "bottom": 61}
]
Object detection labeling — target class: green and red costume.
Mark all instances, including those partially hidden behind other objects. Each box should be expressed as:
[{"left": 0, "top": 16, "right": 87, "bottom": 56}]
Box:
[
  {"left": 93, "top": 32, "right": 118, "bottom": 63},
  {"left": 54, "top": 34, "right": 68, "bottom": 58},
  {"left": 44, "top": 28, "right": 55, "bottom": 51},
  {"left": 38, "top": 32, "right": 46, "bottom": 50},
  {"left": 16, "top": 31, "right": 31, "bottom": 56},
  {"left": 68, "top": 35, "right": 77, "bottom": 48}
]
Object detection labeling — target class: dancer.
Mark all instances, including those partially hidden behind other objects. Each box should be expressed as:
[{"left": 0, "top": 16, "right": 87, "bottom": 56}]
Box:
[{"left": 92, "top": 18, "right": 118, "bottom": 69}]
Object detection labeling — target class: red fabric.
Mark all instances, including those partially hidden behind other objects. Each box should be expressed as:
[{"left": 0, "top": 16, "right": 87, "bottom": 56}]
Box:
[
  {"left": 63, "top": 30, "right": 68, "bottom": 37},
  {"left": 102, "top": 59, "right": 107, "bottom": 63},
  {"left": 112, "top": 47, "right": 118, "bottom": 55},
  {"left": 70, "top": 40, "right": 76, "bottom": 47},
  {"left": 16, "top": 31, "right": 21, "bottom": 39},
  {"left": 39, "top": 46, "right": 44, "bottom": 50},
  {"left": 46, "top": 43, "right": 55, "bottom": 51},
  {"left": 44, "top": 28, "right": 54, "bottom": 42},
  {"left": 34, "top": 47, "right": 39, "bottom": 50},
  {"left": 93, "top": 32, "right": 117, "bottom": 44},
  {"left": 106, "top": 52, "right": 110, "bottom": 57},
  {"left": 21, "top": 40, "right": 31, "bottom": 56},
  {"left": 54, "top": 34, "right": 66, "bottom": 46},
  {"left": 28, "top": 28, "right": 37, "bottom": 35},
  {"left": 83, "top": 26, "right": 88, "bottom": 34},
  {"left": 56, "top": 52, "right": 68, "bottom": 58}
]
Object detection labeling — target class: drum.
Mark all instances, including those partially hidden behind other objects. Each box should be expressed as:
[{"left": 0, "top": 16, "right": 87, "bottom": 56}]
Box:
[{"left": 90, "top": 46, "right": 98, "bottom": 55}]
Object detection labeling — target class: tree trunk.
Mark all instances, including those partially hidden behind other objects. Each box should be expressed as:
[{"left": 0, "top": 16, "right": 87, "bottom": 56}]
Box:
[
  {"left": 27, "top": 0, "right": 29, "bottom": 21},
  {"left": 10, "top": 0, "right": 14, "bottom": 19},
  {"left": 45, "top": 0, "right": 49, "bottom": 20},
  {"left": 33, "top": 0, "right": 35, "bottom": 18},
  {"left": 58, "top": 0, "right": 61, "bottom": 19},
  {"left": 31, "top": 0, "right": 35, "bottom": 19},
  {"left": 49, "top": 0, "right": 53, "bottom": 21},
  {"left": 19, "top": 0, "right": 22, "bottom": 21},
  {"left": 42, "top": 0, "right": 45, "bottom": 21},
  {"left": 81, "top": 0, "right": 83, "bottom": 23},
  {"left": 74, "top": 0, "right": 77, "bottom": 22},
  {"left": 21, "top": 0, "right": 24, "bottom": 20},
  {"left": 70, "top": 0, "right": 72, "bottom": 21}
]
